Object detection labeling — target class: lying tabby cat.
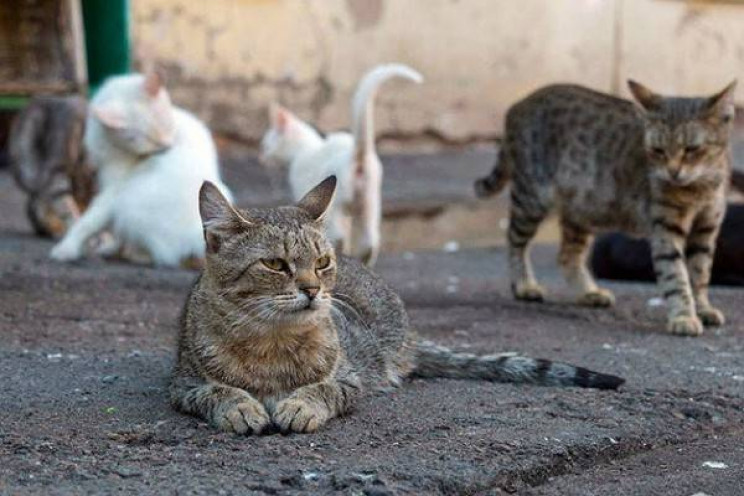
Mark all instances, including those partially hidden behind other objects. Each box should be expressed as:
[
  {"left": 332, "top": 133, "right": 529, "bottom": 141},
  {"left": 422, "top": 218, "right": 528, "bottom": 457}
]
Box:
[
  {"left": 170, "top": 176, "right": 623, "bottom": 434},
  {"left": 475, "top": 81, "right": 736, "bottom": 336}
]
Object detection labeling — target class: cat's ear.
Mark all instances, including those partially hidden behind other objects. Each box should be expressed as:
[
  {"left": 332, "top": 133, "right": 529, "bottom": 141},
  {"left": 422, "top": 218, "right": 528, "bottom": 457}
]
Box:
[
  {"left": 199, "top": 181, "right": 251, "bottom": 253},
  {"left": 269, "top": 103, "right": 294, "bottom": 133},
  {"left": 706, "top": 80, "right": 737, "bottom": 122},
  {"left": 628, "top": 80, "right": 662, "bottom": 112},
  {"left": 143, "top": 70, "right": 165, "bottom": 98},
  {"left": 297, "top": 175, "right": 337, "bottom": 222},
  {"left": 92, "top": 101, "right": 127, "bottom": 129}
]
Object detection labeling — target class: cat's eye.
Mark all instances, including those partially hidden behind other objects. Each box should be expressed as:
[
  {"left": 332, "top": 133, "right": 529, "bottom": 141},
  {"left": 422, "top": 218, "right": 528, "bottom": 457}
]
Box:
[
  {"left": 315, "top": 255, "right": 332, "bottom": 270},
  {"left": 684, "top": 145, "right": 702, "bottom": 156},
  {"left": 650, "top": 147, "right": 666, "bottom": 158},
  {"left": 261, "top": 258, "right": 288, "bottom": 272}
]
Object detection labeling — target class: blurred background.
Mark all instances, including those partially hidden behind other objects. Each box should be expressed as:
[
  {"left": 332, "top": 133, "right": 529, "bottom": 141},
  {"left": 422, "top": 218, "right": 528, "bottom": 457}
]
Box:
[{"left": 2, "top": 0, "right": 744, "bottom": 252}]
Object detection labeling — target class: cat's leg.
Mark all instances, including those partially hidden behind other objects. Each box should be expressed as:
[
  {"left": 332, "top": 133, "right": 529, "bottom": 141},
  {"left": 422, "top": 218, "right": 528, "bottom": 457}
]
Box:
[
  {"left": 686, "top": 207, "right": 725, "bottom": 327},
  {"left": 95, "top": 233, "right": 123, "bottom": 258},
  {"left": 50, "top": 188, "right": 117, "bottom": 261},
  {"left": 170, "top": 375, "right": 270, "bottom": 434},
  {"left": 558, "top": 220, "right": 615, "bottom": 307},
  {"left": 650, "top": 215, "right": 701, "bottom": 336},
  {"left": 273, "top": 367, "right": 361, "bottom": 433},
  {"left": 357, "top": 201, "right": 381, "bottom": 267},
  {"left": 508, "top": 185, "right": 549, "bottom": 301}
]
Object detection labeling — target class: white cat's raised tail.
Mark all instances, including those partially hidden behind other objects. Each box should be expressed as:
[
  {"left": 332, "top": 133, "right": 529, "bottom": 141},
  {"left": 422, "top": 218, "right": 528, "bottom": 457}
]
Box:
[{"left": 260, "top": 64, "right": 423, "bottom": 266}]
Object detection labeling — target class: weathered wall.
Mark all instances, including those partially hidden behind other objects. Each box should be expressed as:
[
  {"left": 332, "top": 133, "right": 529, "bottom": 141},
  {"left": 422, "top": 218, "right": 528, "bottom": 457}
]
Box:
[{"left": 131, "top": 0, "right": 744, "bottom": 145}]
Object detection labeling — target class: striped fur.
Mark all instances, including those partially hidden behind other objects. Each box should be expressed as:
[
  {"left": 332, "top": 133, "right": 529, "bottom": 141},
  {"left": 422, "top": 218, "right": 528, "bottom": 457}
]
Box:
[
  {"left": 475, "top": 82, "right": 734, "bottom": 335},
  {"left": 171, "top": 177, "right": 624, "bottom": 435},
  {"left": 412, "top": 341, "right": 623, "bottom": 389}
]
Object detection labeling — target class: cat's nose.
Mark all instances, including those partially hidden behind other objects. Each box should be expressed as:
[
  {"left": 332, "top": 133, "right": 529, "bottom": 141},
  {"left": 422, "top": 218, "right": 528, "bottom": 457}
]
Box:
[{"left": 301, "top": 287, "right": 320, "bottom": 300}]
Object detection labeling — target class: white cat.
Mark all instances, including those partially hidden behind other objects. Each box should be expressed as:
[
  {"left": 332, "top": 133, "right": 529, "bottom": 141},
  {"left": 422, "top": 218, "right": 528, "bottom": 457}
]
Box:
[
  {"left": 259, "top": 64, "right": 423, "bottom": 266},
  {"left": 50, "top": 71, "right": 232, "bottom": 267}
]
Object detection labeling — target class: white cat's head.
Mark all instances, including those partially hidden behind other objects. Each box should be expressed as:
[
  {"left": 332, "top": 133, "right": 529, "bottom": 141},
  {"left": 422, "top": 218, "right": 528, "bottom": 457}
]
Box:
[
  {"left": 259, "top": 103, "right": 324, "bottom": 167},
  {"left": 91, "top": 71, "right": 176, "bottom": 156}
]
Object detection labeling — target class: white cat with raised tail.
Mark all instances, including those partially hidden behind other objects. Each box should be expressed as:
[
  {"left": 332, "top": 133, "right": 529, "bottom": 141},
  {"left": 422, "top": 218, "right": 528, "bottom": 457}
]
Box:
[
  {"left": 50, "top": 71, "right": 233, "bottom": 267},
  {"left": 259, "top": 63, "right": 423, "bottom": 266}
]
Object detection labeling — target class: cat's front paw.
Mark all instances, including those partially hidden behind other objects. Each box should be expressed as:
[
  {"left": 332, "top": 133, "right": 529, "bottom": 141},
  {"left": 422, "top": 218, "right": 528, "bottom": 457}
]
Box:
[
  {"left": 578, "top": 289, "right": 615, "bottom": 308},
  {"left": 50, "top": 239, "right": 83, "bottom": 262},
  {"left": 273, "top": 398, "right": 327, "bottom": 434},
  {"left": 213, "top": 400, "right": 271, "bottom": 435},
  {"left": 667, "top": 315, "right": 704, "bottom": 337},
  {"left": 512, "top": 281, "right": 546, "bottom": 302},
  {"left": 697, "top": 306, "right": 725, "bottom": 327}
]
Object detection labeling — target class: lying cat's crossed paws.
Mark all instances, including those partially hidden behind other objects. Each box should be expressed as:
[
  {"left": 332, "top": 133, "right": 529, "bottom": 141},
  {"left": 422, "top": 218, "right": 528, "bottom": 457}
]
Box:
[
  {"left": 213, "top": 399, "right": 271, "bottom": 435},
  {"left": 273, "top": 397, "right": 327, "bottom": 434}
]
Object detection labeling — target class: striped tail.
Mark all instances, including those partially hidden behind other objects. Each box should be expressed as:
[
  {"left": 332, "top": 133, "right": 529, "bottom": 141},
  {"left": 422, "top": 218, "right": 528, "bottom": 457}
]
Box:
[
  {"left": 411, "top": 340, "right": 624, "bottom": 390},
  {"left": 474, "top": 145, "right": 511, "bottom": 198}
]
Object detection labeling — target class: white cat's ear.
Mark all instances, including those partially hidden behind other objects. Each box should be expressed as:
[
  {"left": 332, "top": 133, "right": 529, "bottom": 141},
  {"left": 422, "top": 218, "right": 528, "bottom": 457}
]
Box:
[
  {"left": 144, "top": 70, "right": 165, "bottom": 98},
  {"left": 92, "top": 102, "right": 127, "bottom": 129},
  {"left": 199, "top": 182, "right": 251, "bottom": 253},
  {"left": 706, "top": 80, "right": 737, "bottom": 122},
  {"left": 270, "top": 103, "right": 294, "bottom": 133},
  {"left": 297, "top": 176, "right": 337, "bottom": 222},
  {"left": 628, "top": 80, "right": 662, "bottom": 112}
]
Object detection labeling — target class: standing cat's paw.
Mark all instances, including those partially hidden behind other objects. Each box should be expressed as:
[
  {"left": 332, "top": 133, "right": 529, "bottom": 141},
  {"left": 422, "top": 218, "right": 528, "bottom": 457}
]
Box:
[
  {"left": 697, "top": 306, "right": 725, "bottom": 327},
  {"left": 50, "top": 240, "right": 83, "bottom": 262},
  {"left": 214, "top": 400, "right": 271, "bottom": 435},
  {"left": 512, "top": 282, "right": 546, "bottom": 302},
  {"left": 667, "top": 315, "right": 704, "bottom": 337},
  {"left": 273, "top": 398, "right": 326, "bottom": 434},
  {"left": 578, "top": 289, "right": 616, "bottom": 308}
]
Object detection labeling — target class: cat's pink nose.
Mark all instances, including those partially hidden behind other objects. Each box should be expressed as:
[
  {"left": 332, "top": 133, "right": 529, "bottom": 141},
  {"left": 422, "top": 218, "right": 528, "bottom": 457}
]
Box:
[{"left": 301, "top": 287, "right": 320, "bottom": 300}]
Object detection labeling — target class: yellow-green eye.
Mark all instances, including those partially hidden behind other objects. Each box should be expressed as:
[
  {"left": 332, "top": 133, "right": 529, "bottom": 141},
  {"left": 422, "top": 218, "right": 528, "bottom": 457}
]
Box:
[
  {"left": 316, "top": 255, "right": 331, "bottom": 270},
  {"left": 262, "top": 258, "right": 287, "bottom": 272},
  {"left": 684, "top": 145, "right": 702, "bottom": 156},
  {"left": 650, "top": 147, "right": 666, "bottom": 158}
]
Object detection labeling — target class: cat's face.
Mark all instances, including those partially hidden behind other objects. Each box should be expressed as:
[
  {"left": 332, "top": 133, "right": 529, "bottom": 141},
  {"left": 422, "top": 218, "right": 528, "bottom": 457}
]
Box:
[
  {"left": 199, "top": 176, "right": 338, "bottom": 330},
  {"left": 92, "top": 72, "right": 176, "bottom": 156},
  {"left": 629, "top": 80, "right": 736, "bottom": 186},
  {"left": 259, "top": 104, "right": 321, "bottom": 167}
]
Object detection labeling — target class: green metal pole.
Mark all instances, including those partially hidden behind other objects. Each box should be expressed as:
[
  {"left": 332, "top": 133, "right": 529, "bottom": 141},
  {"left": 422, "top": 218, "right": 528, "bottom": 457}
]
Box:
[{"left": 81, "top": 0, "right": 131, "bottom": 94}]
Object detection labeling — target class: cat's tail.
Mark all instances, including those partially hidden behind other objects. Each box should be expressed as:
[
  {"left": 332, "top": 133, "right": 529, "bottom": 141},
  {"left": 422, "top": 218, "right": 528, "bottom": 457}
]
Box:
[
  {"left": 474, "top": 143, "right": 511, "bottom": 198},
  {"left": 351, "top": 64, "right": 423, "bottom": 170},
  {"left": 411, "top": 340, "right": 625, "bottom": 390}
]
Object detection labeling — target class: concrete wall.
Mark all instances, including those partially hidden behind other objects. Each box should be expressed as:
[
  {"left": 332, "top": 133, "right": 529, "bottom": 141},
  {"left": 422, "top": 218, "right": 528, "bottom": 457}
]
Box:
[{"left": 131, "top": 0, "right": 744, "bottom": 145}]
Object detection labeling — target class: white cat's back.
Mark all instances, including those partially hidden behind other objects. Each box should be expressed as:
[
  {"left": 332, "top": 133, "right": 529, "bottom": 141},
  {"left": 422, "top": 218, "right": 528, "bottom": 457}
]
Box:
[{"left": 288, "top": 132, "right": 355, "bottom": 203}]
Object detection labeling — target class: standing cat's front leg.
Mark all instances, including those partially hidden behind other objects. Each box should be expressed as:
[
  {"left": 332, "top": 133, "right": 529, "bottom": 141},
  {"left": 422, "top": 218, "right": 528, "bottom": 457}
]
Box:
[
  {"left": 686, "top": 206, "right": 726, "bottom": 327},
  {"left": 558, "top": 219, "right": 615, "bottom": 307},
  {"left": 273, "top": 368, "right": 361, "bottom": 433},
  {"left": 50, "top": 187, "right": 117, "bottom": 261},
  {"left": 650, "top": 214, "right": 700, "bottom": 335}
]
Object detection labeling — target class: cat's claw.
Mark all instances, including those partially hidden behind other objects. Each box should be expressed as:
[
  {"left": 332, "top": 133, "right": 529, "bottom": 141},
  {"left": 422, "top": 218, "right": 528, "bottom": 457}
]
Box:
[
  {"left": 512, "top": 282, "right": 546, "bottom": 302},
  {"left": 215, "top": 400, "right": 271, "bottom": 435},
  {"left": 667, "top": 315, "right": 704, "bottom": 336},
  {"left": 273, "top": 398, "right": 325, "bottom": 434},
  {"left": 697, "top": 306, "right": 725, "bottom": 327},
  {"left": 578, "top": 289, "right": 615, "bottom": 308},
  {"left": 50, "top": 240, "right": 83, "bottom": 262}
]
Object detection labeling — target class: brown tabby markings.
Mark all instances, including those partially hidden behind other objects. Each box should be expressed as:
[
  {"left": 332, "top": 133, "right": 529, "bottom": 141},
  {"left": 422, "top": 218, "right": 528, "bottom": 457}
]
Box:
[
  {"left": 475, "top": 81, "right": 735, "bottom": 336},
  {"left": 8, "top": 96, "right": 95, "bottom": 238},
  {"left": 170, "top": 177, "right": 624, "bottom": 435}
]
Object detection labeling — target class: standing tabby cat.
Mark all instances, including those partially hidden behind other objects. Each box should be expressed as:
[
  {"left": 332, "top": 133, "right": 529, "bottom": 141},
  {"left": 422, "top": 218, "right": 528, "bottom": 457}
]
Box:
[
  {"left": 475, "top": 81, "right": 736, "bottom": 336},
  {"left": 170, "top": 176, "right": 623, "bottom": 435}
]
